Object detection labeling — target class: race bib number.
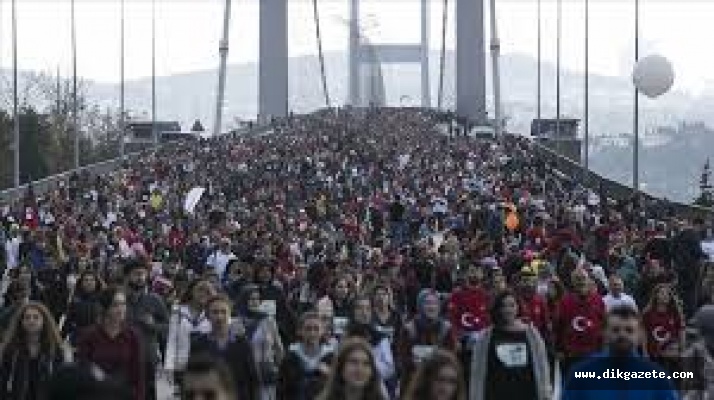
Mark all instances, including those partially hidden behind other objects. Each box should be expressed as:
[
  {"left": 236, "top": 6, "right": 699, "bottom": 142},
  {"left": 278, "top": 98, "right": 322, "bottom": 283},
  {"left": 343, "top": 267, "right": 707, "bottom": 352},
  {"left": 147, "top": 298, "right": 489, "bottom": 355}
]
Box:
[
  {"left": 412, "top": 345, "right": 435, "bottom": 364},
  {"left": 496, "top": 343, "right": 528, "bottom": 367},
  {"left": 333, "top": 317, "right": 349, "bottom": 336},
  {"left": 375, "top": 325, "right": 395, "bottom": 341},
  {"left": 259, "top": 300, "right": 277, "bottom": 317}
]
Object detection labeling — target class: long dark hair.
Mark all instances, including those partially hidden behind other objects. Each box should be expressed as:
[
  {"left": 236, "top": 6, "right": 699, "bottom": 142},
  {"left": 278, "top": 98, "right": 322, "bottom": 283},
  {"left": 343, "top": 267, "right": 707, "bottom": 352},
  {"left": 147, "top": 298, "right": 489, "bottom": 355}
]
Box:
[
  {"left": 0, "top": 302, "right": 64, "bottom": 359},
  {"left": 403, "top": 349, "right": 466, "bottom": 400},
  {"left": 96, "top": 287, "right": 126, "bottom": 321},
  {"left": 317, "top": 338, "right": 386, "bottom": 400}
]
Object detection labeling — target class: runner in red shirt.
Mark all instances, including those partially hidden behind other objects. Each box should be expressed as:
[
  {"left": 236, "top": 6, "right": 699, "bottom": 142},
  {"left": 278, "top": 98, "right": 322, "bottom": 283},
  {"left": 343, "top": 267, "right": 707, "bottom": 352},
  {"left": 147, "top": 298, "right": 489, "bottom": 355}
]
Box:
[
  {"left": 447, "top": 264, "right": 490, "bottom": 341},
  {"left": 642, "top": 283, "right": 685, "bottom": 359},
  {"left": 517, "top": 266, "right": 552, "bottom": 344},
  {"left": 555, "top": 268, "right": 605, "bottom": 374}
]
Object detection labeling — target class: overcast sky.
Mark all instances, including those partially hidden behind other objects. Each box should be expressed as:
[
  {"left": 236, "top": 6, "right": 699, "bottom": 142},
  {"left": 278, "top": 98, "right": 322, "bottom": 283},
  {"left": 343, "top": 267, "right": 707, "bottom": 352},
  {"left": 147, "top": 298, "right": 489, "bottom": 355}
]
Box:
[{"left": 1, "top": 0, "right": 712, "bottom": 94}]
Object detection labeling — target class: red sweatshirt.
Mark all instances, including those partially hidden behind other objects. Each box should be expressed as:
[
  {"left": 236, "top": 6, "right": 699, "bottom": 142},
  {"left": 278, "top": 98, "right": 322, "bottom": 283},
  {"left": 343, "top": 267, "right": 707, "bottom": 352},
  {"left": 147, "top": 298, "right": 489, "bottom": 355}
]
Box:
[
  {"left": 518, "top": 292, "right": 552, "bottom": 342},
  {"left": 642, "top": 308, "right": 683, "bottom": 358},
  {"left": 555, "top": 292, "right": 605, "bottom": 357},
  {"left": 447, "top": 285, "right": 490, "bottom": 338},
  {"left": 76, "top": 324, "right": 145, "bottom": 400}
]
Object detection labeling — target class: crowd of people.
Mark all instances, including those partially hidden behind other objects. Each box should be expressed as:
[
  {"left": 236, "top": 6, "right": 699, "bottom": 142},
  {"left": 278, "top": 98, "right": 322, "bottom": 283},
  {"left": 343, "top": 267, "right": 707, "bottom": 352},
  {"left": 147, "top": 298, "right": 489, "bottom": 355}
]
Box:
[{"left": 0, "top": 107, "right": 712, "bottom": 400}]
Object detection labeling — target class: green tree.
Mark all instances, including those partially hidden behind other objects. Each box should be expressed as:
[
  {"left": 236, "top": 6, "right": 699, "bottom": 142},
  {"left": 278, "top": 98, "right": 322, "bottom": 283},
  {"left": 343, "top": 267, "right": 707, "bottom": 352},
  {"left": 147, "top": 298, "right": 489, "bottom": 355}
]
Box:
[
  {"left": 0, "top": 111, "right": 13, "bottom": 187},
  {"left": 19, "top": 106, "right": 53, "bottom": 184},
  {"left": 695, "top": 159, "right": 714, "bottom": 208},
  {"left": 191, "top": 119, "right": 205, "bottom": 132}
]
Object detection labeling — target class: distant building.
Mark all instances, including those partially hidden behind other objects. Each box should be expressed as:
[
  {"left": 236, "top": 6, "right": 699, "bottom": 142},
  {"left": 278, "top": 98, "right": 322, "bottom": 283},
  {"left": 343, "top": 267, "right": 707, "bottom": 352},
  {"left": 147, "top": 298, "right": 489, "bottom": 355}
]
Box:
[
  {"left": 531, "top": 118, "right": 582, "bottom": 163},
  {"left": 126, "top": 121, "right": 182, "bottom": 143}
]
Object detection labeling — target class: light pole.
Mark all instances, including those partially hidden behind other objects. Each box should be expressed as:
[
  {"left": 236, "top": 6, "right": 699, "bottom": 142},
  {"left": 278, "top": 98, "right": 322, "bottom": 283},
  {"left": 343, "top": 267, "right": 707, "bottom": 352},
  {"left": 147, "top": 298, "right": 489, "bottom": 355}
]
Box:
[
  {"left": 536, "top": 0, "right": 541, "bottom": 131},
  {"left": 12, "top": 0, "right": 19, "bottom": 187},
  {"left": 437, "top": 0, "right": 448, "bottom": 109},
  {"left": 633, "top": 0, "right": 640, "bottom": 192},
  {"left": 151, "top": 0, "right": 157, "bottom": 146},
  {"left": 584, "top": 0, "right": 590, "bottom": 183},
  {"left": 71, "top": 0, "right": 79, "bottom": 169},
  {"left": 120, "top": 0, "right": 125, "bottom": 158}
]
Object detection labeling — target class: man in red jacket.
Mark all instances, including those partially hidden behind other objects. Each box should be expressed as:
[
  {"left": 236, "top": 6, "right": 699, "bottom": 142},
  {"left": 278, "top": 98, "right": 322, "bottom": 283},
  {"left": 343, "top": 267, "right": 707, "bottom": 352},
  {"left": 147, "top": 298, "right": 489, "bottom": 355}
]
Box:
[
  {"left": 447, "top": 264, "right": 490, "bottom": 341},
  {"left": 556, "top": 267, "right": 605, "bottom": 375}
]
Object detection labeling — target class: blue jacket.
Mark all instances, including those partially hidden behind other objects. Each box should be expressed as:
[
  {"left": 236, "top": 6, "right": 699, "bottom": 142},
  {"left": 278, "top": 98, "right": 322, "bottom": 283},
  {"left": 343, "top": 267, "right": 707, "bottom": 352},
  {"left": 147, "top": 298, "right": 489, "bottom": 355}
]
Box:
[{"left": 561, "top": 350, "right": 680, "bottom": 400}]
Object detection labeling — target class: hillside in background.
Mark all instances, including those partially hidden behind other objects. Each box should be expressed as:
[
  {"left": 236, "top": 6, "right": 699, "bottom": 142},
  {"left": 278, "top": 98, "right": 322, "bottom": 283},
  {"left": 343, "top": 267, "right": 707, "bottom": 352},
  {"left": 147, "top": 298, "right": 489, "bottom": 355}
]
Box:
[{"left": 3, "top": 51, "right": 711, "bottom": 202}]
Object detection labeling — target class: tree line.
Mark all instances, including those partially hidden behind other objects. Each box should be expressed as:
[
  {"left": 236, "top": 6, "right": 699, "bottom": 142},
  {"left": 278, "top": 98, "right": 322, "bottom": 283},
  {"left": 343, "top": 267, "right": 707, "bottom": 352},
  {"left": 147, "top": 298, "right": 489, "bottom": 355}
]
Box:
[{"left": 0, "top": 71, "right": 129, "bottom": 189}]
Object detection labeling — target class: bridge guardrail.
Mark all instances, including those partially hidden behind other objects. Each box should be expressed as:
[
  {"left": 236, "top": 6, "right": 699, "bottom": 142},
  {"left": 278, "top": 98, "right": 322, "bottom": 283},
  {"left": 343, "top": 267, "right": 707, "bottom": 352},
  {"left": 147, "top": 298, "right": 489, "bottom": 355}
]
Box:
[
  {"left": 0, "top": 124, "right": 269, "bottom": 204},
  {"left": 526, "top": 136, "right": 714, "bottom": 220}
]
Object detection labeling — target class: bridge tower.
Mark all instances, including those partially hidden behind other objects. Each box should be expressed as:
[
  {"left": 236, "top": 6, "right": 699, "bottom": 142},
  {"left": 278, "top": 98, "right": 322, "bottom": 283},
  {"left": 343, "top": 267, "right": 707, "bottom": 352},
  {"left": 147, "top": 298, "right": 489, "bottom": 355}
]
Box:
[
  {"left": 456, "top": 0, "right": 487, "bottom": 123},
  {"left": 255, "top": 0, "right": 486, "bottom": 121},
  {"left": 259, "top": 0, "right": 289, "bottom": 121},
  {"left": 349, "top": 0, "right": 431, "bottom": 108}
]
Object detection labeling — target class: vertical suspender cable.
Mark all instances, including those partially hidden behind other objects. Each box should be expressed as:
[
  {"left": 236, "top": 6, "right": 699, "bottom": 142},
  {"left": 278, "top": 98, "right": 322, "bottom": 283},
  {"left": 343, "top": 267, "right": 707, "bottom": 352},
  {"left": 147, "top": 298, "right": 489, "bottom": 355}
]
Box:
[
  {"left": 312, "top": 0, "right": 331, "bottom": 109},
  {"left": 437, "top": 0, "right": 448, "bottom": 109},
  {"left": 489, "top": 0, "right": 502, "bottom": 137},
  {"left": 556, "top": 0, "right": 561, "bottom": 139}
]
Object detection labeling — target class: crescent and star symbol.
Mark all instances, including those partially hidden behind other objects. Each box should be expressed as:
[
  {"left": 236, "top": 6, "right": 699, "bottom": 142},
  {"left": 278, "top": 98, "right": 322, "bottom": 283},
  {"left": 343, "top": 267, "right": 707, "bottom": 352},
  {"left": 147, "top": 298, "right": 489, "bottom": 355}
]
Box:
[
  {"left": 461, "top": 312, "right": 479, "bottom": 329},
  {"left": 572, "top": 316, "right": 591, "bottom": 332},
  {"left": 652, "top": 326, "right": 671, "bottom": 343}
]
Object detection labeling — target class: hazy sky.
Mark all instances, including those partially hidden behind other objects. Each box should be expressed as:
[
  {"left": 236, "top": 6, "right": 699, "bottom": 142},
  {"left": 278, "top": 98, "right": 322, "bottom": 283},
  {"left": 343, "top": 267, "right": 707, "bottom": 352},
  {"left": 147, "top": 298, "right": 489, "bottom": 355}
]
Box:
[{"left": 1, "top": 0, "right": 712, "bottom": 94}]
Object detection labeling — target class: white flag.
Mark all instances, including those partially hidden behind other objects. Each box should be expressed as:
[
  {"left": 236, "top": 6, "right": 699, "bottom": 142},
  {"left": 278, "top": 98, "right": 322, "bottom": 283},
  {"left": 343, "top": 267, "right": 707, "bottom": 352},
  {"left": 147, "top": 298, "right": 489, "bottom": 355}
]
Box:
[{"left": 184, "top": 187, "right": 206, "bottom": 214}]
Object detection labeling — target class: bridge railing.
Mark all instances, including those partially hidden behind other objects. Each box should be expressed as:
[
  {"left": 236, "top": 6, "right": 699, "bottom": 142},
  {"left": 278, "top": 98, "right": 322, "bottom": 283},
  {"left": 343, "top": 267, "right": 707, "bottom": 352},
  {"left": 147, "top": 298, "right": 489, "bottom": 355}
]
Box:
[
  {"left": 525, "top": 135, "right": 714, "bottom": 220},
  {"left": 0, "top": 124, "right": 269, "bottom": 204},
  {"left": 0, "top": 149, "right": 150, "bottom": 204}
]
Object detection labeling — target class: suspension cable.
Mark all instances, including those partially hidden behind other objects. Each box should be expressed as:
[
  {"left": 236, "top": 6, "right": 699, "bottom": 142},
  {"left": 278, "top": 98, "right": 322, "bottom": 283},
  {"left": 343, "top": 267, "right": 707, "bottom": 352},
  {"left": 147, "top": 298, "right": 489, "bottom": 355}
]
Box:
[
  {"left": 312, "top": 0, "right": 331, "bottom": 110},
  {"left": 437, "top": 0, "right": 448, "bottom": 109}
]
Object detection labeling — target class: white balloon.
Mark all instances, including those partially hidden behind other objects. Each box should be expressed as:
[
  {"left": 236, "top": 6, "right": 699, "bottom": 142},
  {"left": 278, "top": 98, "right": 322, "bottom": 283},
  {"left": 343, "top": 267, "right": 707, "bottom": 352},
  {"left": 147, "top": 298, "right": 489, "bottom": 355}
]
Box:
[{"left": 632, "top": 54, "right": 675, "bottom": 98}]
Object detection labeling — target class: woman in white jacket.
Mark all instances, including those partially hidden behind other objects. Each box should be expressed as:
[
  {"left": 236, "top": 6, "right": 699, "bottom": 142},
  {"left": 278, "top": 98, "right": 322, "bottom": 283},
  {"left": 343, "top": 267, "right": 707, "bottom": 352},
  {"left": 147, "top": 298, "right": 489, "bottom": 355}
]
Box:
[{"left": 164, "top": 279, "right": 215, "bottom": 389}]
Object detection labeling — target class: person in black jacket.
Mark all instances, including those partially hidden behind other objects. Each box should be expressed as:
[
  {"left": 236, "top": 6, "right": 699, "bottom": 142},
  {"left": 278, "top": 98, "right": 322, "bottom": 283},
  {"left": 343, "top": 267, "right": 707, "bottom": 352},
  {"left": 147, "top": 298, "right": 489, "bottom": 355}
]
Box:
[
  {"left": 63, "top": 271, "right": 104, "bottom": 343},
  {"left": 0, "top": 302, "right": 68, "bottom": 400},
  {"left": 124, "top": 261, "right": 169, "bottom": 400},
  {"left": 253, "top": 260, "right": 295, "bottom": 343},
  {"left": 190, "top": 294, "right": 259, "bottom": 400}
]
